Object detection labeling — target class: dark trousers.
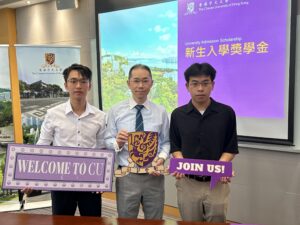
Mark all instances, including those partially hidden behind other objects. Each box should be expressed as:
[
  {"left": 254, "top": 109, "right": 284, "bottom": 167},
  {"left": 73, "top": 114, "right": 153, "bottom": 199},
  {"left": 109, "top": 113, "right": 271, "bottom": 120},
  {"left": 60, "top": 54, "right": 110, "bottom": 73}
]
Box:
[{"left": 51, "top": 191, "right": 102, "bottom": 216}]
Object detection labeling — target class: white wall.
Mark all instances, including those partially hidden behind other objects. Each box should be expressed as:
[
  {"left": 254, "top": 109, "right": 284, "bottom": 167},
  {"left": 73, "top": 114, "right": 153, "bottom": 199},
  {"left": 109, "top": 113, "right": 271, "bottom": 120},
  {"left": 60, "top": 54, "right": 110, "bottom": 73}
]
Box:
[{"left": 16, "top": 0, "right": 99, "bottom": 105}]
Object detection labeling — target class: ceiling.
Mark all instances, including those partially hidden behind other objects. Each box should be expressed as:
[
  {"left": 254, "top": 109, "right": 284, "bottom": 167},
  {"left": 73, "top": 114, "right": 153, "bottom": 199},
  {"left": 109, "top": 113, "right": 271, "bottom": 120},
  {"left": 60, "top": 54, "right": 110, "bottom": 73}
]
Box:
[{"left": 0, "top": 0, "right": 50, "bottom": 9}]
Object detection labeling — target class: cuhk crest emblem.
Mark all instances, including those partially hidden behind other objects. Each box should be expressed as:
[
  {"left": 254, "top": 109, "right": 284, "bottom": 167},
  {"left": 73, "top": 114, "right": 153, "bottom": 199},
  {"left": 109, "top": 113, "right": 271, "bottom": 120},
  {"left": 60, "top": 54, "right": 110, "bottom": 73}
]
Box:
[
  {"left": 187, "top": 2, "right": 195, "bottom": 14},
  {"left": 45, "top": 53, "right": 55, "bottom": 65},
  {"left": 128, "top": 131, "right": 158, "bottom": 167}
]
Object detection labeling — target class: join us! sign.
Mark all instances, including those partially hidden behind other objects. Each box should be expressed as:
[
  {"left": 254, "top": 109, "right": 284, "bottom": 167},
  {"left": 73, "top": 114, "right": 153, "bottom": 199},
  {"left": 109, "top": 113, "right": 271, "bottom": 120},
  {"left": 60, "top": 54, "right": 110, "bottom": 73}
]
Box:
[
  {"left": 169, "top": 158, "right": 233, "bottom": 189},
  {"left": 2, "top": 144, "right": 114, "bottom": 192}
]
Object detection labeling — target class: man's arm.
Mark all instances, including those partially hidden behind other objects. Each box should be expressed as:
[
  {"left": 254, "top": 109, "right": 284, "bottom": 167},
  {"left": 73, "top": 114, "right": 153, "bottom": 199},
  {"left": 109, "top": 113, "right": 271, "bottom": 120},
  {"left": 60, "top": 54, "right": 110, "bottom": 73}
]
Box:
[
  {"left": 219, "top": 152, "right": 235, "bottom": 162},
  {"left": 36, "top": 111, "right": 54, "bottom": 145},
  {"left": 157, "top": 109, "right": 170, "bottom": 164},
  {"left": 96, "top": 113, "right": 107, "bottom": 149},
  {"left": 172, "top": 151, "right": 184, "bottom": 159},
  {"left": 104, "top": 108, "right": 126, "bottom": 151},
  {"left": 169, "top": 111, "right": 182, "bottom": 154},
  {"left": 150, "top": 109, "right": 170, "bottom": 176},
  {"left": 219, "top": 152, "right": 236, "bottom": 183},
  {"left": 219, "top": 108, "right": 238, "bottom": 183},
  {"left": 169, "top": 111, "right": 185, "bottom": 179}
]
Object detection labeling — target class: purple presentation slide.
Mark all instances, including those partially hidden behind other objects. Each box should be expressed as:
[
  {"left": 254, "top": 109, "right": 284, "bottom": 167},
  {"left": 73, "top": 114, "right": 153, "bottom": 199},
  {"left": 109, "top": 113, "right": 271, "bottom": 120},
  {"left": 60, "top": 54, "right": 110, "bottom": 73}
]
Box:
[{"left": 178, "top": 0, "right": 288, "bottom": 118}]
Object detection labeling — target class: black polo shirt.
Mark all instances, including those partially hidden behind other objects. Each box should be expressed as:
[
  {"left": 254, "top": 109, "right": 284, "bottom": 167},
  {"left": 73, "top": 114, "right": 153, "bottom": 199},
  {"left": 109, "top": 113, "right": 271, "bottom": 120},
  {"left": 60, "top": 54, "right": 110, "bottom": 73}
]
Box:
[{"left": 170, "top": 98, "right": 238, "bottom": 160}]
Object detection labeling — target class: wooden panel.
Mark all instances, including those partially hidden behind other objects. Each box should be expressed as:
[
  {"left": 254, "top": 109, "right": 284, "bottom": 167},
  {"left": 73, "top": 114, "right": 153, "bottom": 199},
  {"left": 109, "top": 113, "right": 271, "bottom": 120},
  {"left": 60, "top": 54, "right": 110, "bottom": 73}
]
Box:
[{"left": 0, "top": 8, "right": 23, "bottom": 143}]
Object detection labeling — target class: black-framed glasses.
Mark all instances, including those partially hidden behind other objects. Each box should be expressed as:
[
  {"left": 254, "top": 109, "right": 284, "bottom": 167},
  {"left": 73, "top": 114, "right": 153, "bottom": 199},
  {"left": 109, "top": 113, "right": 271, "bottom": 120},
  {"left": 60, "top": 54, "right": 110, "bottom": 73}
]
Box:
[
  {"left": 67, "top": 78, "right": 89, "bottom": 85},
  {"left": 129, "top": 79, "right": 152, "bottom": 85},
  {"left": 189, "top": 81, "right": 212, "bottom": 88}
]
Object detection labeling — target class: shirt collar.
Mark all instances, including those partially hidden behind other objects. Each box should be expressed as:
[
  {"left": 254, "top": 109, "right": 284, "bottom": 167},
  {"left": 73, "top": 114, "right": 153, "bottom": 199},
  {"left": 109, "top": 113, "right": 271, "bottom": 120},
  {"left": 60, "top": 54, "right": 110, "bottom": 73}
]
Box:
[
  {"left": 65, "top": 99, "right": 95, "bottom": 116},
  {"left": 185, "top": 98, "right": 219, "bottom": 114},
  {"left": 129, "top": 98, "right": 150, "bottom": 110}
]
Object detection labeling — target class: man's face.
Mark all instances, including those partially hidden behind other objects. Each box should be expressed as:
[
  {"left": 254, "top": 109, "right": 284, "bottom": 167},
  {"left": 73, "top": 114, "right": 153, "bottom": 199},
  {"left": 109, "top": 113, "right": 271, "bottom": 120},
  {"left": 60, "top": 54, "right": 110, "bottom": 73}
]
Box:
[
  {"left": 127, "top": 68, "right": 153, "bottom": 103},
  {"left": 186, "top": 75, "right": 214, "bottom": 105},
  {"left": 64, "top": 70, "right": 91, "bottom": 101}
]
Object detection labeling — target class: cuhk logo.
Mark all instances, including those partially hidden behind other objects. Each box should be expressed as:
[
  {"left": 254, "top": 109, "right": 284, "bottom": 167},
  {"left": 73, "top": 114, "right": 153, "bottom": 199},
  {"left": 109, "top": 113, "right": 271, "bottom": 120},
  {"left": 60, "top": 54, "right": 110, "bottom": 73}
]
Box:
[
  {"left": 187, "top": 2, "right": 195, "bottom": 14},
  {"left": 45, "top": 53, "right": 55, "bottom": 65}
]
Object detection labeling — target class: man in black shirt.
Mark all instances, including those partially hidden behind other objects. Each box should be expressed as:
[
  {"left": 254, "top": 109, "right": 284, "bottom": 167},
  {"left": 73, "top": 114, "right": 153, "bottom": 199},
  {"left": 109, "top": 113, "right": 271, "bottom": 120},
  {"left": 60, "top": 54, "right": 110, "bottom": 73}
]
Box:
[{"left": 170, "top": 62, "right": 238, "bottom": 222}]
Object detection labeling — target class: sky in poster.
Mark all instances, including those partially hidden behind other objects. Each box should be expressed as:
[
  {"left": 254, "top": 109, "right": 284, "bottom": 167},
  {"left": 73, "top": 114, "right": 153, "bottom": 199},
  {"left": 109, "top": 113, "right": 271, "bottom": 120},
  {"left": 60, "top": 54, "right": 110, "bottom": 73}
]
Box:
[
  {"left": 16, "top": 46, "right": 80, "bottom": 89},
  {"left": 100, "top": 2, "right": 177, "bottom": 60}
]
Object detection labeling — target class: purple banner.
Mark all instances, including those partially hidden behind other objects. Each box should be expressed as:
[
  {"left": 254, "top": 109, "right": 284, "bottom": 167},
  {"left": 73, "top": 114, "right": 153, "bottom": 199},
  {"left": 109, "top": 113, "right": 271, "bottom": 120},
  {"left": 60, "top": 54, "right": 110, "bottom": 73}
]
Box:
[
  {"left": 15, "top": 154, "right": 106, "bottom": 182},
  {"left": 169, "top": 158, "right": 232, "bottom": 189},
  {"left": 2, "top": 144, "right": 115, "bottom": 192},
  {"left": 178, "top": 0, "right": 288, "bottom": 118}
]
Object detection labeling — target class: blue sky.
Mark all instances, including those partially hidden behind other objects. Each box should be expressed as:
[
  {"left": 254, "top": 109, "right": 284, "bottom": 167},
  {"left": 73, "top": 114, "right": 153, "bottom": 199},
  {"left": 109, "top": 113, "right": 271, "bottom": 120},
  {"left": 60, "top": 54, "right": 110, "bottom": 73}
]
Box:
[{"left": 99, "top": 1, "right": 177, "bottom": 59}]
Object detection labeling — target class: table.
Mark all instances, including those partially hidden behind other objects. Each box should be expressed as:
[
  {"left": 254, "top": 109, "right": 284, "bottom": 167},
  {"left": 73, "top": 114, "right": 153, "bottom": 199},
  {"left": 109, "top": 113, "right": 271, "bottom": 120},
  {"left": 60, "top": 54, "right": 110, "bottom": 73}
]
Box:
[{"left": 0, "top": 212, "right": 233, "bottom": 225}]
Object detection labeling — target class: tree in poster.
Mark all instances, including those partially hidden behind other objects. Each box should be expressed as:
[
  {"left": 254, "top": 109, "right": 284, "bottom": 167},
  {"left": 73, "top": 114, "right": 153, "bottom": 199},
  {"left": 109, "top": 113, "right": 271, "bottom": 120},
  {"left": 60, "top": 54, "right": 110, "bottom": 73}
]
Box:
[
  {"left": 101, "top": 55, "right": 177, "bottom": 113},
  {"left": 0, "top": 101, "right": 13, "bottom": 127}
]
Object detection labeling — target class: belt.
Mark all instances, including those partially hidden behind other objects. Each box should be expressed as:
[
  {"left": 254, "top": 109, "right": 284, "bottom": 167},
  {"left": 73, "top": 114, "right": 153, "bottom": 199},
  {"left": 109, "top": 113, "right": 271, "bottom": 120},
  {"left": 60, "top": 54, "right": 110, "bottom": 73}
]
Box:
[
  {"left": 186, "top": 174, "right": 211, "bottom": 182},
  {"left": 118, "top": 165, "right": 148, "bottom": 175}
]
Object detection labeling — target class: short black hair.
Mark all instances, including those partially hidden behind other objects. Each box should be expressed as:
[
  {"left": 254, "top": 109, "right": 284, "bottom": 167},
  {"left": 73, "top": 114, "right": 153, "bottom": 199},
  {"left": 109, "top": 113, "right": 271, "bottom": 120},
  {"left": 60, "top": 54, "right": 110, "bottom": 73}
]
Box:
[
  {"left": 128, "top": 64, "right": 152, "bottom": 79},
  {"left": 63, "top": 64, "right": 92, "bottom": 82},
  {"left": 184, "top": 62, "right": 216, "bottom": 82}
]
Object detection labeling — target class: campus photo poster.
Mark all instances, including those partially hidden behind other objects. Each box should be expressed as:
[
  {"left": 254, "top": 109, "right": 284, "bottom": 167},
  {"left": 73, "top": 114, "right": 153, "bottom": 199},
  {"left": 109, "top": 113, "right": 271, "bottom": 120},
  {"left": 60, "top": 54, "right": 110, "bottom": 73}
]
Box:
[
  {"left": 16, "top": 45, "right": 80, "bottom": 145},
  {"left": 0, "top": 45, "right": 15, "bottom": 206}
]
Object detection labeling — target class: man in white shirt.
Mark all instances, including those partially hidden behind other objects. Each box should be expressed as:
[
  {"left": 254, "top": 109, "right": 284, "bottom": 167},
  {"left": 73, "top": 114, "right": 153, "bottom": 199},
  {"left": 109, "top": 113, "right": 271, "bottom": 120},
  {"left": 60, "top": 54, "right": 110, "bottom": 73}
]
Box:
[
  {"left": 105, "top": 64, "right": 170, "bottom": 219},
  {"left": 24, "top": 64, "right": 106, "bottom": 216}
]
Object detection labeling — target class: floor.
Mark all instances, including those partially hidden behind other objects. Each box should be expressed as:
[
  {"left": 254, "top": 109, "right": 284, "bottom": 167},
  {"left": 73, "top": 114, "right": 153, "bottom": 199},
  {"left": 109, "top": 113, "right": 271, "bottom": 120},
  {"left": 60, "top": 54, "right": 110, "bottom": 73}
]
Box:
[{"left": 0, "top": 191, "right": 181, "bottom": 220}]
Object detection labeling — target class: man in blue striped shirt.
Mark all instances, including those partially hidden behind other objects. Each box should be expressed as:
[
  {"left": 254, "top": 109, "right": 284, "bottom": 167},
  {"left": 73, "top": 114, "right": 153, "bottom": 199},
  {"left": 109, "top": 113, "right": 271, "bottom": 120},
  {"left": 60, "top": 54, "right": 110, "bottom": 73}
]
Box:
[{"left": 105, "top": 64, "right": 170, "bottom": 219}]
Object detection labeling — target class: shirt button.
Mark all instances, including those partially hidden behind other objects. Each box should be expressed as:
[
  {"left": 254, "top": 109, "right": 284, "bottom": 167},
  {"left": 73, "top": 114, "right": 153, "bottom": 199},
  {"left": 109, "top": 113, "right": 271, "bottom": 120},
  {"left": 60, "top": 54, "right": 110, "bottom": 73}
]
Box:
[{"left": 78, "top": 144, "right": 80, "bottom": 146}]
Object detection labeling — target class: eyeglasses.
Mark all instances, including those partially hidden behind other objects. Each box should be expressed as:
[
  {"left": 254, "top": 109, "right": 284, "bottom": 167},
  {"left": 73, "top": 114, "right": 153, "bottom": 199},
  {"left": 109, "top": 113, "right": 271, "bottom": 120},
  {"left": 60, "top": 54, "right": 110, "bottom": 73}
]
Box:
[
  {"left": 189, "top": 81, "right": 212, "bottom": 88},
  {"left": 67, "top": 79, "right": 89, "bottom": 85},
  {"left": 130, "top": 79, "right": 152, "bottom": 85}
]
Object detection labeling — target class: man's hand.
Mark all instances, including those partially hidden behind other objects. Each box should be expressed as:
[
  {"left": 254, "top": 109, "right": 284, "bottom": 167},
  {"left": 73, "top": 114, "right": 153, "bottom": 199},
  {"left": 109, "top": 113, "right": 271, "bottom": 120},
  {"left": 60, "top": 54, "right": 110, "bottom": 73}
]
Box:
[
  {"left": 116, "top": 130, "right": 128, "bottom": 148},
  {"left": 171, "top": 151, "right": 185, "bottom": 179},
  {"left": 150, "top": 158, "right": 165, "bottom": 176},
  {"left": 220, "top": 170, "right": 235, "bottom": 184},
  {"left": 172, "top": 171, "right": 185, "bottom": 179},
  {"left": 21, "top": 187, "right": 33, "bottom": 195},
  {"left": 220, "top": 176, "right": 231, "bottom": 183}
]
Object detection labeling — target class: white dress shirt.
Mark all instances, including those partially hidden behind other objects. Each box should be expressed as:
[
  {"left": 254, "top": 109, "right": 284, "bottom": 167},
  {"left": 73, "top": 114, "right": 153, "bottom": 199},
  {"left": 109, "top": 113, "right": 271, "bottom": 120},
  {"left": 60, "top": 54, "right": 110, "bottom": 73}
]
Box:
[
  {"left": 37, "top": 100, "right": 106, "bottom": 149},
  {"left": 105, "top": 98, "right": 170, "bottom": 167}
]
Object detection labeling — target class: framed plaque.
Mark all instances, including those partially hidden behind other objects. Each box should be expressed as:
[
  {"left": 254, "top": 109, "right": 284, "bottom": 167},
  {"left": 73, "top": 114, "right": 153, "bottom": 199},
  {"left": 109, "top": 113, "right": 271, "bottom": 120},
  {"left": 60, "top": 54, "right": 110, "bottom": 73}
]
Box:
[{"left": 2, "top": 144, "right": 114, "bottom": 192}]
